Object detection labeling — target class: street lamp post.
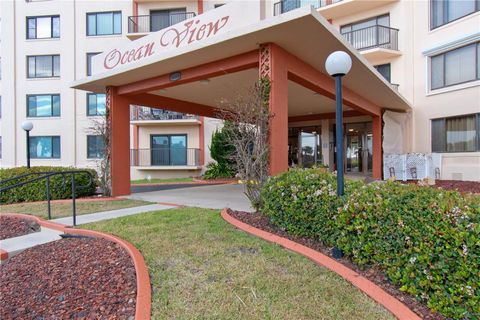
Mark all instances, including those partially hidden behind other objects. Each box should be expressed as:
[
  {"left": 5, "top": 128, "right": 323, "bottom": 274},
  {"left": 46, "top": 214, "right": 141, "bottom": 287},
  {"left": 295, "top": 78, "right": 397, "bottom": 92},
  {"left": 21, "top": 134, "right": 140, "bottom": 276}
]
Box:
[
  {"left": 21, "top": 121, "right": 34, "bottom": 168},
  {"left": 325, "top": 51, "right": 352, "bottom": 196}
]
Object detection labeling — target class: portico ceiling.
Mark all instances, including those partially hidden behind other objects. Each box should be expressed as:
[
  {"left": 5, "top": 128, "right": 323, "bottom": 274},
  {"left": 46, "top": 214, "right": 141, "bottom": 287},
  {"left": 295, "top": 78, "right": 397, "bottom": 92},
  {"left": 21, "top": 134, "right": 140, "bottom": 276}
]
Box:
[{"left": 150, "top": 68, "right": 341, "bottom": 117}]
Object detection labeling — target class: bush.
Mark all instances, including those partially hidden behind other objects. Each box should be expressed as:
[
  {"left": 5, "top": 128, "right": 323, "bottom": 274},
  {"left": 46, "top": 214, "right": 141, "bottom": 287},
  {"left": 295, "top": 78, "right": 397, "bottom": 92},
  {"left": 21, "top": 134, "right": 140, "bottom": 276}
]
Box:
[
  {"left": 204, "top": 124, "right": 236, "bottom": 179},
  {"left": 337, "top": 182, "right": 480, "bottom": 319},
  {"left": 0, "top": 166, "right": 98, "bottom": 204},
  {"left": 261, "top": 169, "right": 480, "bottom": 319},
  {"left": 261, "top": 168, "right": 361, "bottom": 245}
]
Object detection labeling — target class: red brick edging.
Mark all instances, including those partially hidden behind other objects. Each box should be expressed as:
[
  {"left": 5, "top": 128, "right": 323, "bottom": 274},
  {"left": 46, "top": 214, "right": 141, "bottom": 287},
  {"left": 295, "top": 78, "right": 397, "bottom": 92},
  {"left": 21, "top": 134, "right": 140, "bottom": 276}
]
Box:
[
  {"left": 0, "top": 213, "right": 151, "bottom": 320},
  {"left": 221, "top": 209, "right": 421, "bottom": 320}
]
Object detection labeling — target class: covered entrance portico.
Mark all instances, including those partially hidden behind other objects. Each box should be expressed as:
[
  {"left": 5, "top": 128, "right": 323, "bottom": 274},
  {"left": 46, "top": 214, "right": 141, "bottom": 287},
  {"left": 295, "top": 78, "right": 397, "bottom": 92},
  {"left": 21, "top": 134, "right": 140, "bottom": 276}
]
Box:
[{"left": 73, "top": 4, "right": 411, "bottom": 196}]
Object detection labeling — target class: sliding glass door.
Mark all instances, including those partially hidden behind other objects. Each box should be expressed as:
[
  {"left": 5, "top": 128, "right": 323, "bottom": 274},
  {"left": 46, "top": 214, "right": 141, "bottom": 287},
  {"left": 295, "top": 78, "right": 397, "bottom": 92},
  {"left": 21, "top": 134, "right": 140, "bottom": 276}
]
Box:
[{"left": 151, "top": 134, "right": 187, "bottom": 166}]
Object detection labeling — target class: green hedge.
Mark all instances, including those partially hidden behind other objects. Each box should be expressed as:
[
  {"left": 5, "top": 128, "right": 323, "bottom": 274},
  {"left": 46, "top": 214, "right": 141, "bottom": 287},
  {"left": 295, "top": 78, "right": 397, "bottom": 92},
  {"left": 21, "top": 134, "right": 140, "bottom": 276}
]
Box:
[
  {"left": 261, "top": 168, "right": 480, "bottom": 319},
  {"left": 0, "top": 166, "right": 98, "bottom": 204}
]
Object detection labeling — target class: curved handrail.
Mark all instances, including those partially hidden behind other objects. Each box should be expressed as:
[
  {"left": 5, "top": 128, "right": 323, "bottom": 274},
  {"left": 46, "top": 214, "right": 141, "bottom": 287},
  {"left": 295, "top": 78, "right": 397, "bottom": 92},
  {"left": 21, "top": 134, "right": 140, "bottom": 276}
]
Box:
[{"left": 0, "top": 170, "right": 95, "bottom": 226}]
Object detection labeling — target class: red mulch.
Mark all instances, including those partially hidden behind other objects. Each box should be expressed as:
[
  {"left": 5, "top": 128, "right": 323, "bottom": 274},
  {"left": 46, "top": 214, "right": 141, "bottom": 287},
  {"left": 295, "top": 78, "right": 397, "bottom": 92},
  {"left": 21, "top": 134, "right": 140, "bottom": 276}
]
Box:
[
  {"left": 402, "top": 180, "right": 480, "bottom": 194},
  {"left": 0, "top": 237, "right": 137, "bottom": 319},
  {"left": 229, "top": 209, "right": 447, "bottom": 320},
  {"left": 0, "top": 216, "right": 40, "bottom": 240}
]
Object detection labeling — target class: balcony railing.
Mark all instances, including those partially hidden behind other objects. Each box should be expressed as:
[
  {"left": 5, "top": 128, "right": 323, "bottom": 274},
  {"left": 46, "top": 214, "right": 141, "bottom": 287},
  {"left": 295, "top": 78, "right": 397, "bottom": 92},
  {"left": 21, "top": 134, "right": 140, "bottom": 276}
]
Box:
[
  {"left": 341, "top": 25, "right": 399, "bottom": 51},
  {"left": 131, "top": 148, "right": 200, "bottom": 167},
  {"left": 128, "top": 12, "right": 196, "bottom": 34},
  {"left": 273, "top": 0, "right": 343, "bottom": 15},
  {"left": 390, "top": 83, "right": 400, "bottom": 91},
  {"left": 130, "top": 106, "right": 198, "bottom": 121}
]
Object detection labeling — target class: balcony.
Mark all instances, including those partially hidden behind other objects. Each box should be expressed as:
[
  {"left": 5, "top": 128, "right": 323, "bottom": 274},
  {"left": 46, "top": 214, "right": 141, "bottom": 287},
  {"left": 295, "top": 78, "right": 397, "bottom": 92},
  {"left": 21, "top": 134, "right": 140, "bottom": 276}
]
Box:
[
  {"left": 273, "top": 0, "right": 343, "bottom": 16},
  {"left": 131, "top": 148, "right": 201, "bottom": 168},
  {"left": 127, "top": 12, "right": 196, "bottom": 39},
  {"left": 130, "top": 106, "right": 200, "bottom": 126},
  {"left": 341, "top": 25, "right": 401, "bottom": 61},
  {"left": 273, "top": 0, "right": 398, "bottom": 19}
]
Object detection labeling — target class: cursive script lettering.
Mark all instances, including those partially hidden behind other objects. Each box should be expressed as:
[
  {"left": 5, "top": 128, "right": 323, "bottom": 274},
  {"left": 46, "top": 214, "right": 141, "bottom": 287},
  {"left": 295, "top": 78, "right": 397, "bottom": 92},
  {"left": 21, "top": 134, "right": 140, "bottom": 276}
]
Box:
[
  {"left": 103, "top": 42, "right": 156, "bottom": 70},
  {"left": 160, "top": 16, "right": 229, "bottom": 48}
]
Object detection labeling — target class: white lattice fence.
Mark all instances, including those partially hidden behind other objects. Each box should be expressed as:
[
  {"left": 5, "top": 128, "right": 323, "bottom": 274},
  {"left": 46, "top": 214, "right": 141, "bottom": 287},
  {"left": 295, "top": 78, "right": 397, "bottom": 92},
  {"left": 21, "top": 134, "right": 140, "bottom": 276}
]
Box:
[{"left": 383, "top": 153, "right": 442, "bottom": 181}]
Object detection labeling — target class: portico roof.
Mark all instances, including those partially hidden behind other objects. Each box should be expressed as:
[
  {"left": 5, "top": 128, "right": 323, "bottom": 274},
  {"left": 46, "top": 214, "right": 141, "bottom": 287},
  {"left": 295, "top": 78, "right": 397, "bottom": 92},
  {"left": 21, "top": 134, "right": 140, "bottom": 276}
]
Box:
[{"left": 72, "top": 5, "right": 412, "bottom": 112}]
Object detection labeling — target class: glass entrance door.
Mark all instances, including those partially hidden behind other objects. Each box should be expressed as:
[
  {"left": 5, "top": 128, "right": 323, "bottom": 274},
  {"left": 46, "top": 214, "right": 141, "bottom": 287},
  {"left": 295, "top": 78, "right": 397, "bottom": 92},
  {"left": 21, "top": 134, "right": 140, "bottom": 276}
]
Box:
[
  {"left": 299, "top": 131, "right": 322, "bottom": 168},
  {"left": 151, "top": 135, "right": 187, "bottom": 166},
  {"left": 346, "top": 134, "right": 362, "bottom": 172}
]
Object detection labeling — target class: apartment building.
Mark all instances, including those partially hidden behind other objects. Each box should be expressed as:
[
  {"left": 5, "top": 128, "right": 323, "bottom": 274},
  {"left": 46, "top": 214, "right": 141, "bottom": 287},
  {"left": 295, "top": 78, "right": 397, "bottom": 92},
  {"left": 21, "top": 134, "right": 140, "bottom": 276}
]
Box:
[{"left": 1, "top": 0, "right": 479, "bottom": 182}]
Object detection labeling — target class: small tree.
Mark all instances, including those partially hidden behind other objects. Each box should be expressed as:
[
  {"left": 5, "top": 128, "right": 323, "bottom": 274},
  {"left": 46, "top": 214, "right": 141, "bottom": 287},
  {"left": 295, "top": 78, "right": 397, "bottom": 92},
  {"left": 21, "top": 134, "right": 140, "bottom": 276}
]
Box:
[
  {"left": 88, "top": 109, "right": 112, "bottom": 196},
  {"left": 204, "top": 122, "right": 236, "bottom": 179},
  {"left": 218, "top": 78, "right": 272, "bottom": 210}
]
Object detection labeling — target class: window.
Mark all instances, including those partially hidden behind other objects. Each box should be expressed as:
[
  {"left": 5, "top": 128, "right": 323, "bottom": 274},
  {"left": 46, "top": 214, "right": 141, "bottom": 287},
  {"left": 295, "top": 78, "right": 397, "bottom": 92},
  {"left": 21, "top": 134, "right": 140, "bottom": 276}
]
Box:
[
  {"left": 87, "top": 135, "right": 105, "bottom": 158},
  {"left": 27, "top": 94, "right": 60, "bottom": 117},
  {"left": 0, "top": 136, "right": 2, "bottom": 159},
  {"left": 27, "top": 16, "right": 60, "bottom": 39},
  {"left": 432, "top": 113, "right": 480, "bottom": 152},
  {"left": 86, "top": 52, "right": 101, "bottom": 76},
  {"left": 29, "top": 136, "right": 61, "bottom": 158},
  {"left": 431, "top": 0, "right": 479, "bottom": 29},
  {"left": 431, "top": 42, "right": 479, "bottom": 90},
  {"left": 214, "top": 4, "right": 225, "bottom": 8},
  {"left": 87, "top": 93, "right": 106, "bottom": 116},
  {"left": 87, "top": 11, "right": 121, "bottom": 36},
  {"left": 150, "top": 9, "right": 187, "bottom": 32},
  {"left": 151, "top": 134, "right": 187, "bottom": 165},
  {"left": 374, "top": 64, "right": 391, "bottom": 82},
  {"left": 27, "top": 55, "right": 60, "bottom": 78}
]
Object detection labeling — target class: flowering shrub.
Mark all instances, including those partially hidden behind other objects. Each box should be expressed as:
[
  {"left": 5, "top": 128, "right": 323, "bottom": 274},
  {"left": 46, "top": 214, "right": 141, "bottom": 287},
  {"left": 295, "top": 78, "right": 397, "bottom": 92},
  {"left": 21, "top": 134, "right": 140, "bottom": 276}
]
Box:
[
  {"left": 261, "top": 168, "right": 361, "bottom": 245},
  {"left": 261, "top": 169, "right": 480, "bottom": 319}
]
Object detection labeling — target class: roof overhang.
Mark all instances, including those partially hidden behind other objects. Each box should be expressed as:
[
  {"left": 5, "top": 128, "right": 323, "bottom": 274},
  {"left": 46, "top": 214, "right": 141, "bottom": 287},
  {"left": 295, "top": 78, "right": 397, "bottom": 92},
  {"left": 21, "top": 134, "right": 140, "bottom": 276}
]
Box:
[{"left": 73, "top": 5, "right": 412, "bottom": 112}]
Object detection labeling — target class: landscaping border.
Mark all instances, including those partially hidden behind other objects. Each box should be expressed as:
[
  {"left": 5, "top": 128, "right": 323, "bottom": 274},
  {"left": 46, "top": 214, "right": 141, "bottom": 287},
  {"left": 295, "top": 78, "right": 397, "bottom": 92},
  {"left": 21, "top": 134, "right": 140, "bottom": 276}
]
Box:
[
  {"left": 0, "top": 213, "right": 151, "bottom": 320},
  {"left": 221, "top": 208, "right": 421, "bottom": 320}
]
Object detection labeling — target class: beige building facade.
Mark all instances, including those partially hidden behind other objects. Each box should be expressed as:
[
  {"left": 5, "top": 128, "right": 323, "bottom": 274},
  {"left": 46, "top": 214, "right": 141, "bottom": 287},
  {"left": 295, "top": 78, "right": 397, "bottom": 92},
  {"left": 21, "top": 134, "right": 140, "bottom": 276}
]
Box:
[{"left": 1, "top": 0, "right": 479, "bottom": 181}]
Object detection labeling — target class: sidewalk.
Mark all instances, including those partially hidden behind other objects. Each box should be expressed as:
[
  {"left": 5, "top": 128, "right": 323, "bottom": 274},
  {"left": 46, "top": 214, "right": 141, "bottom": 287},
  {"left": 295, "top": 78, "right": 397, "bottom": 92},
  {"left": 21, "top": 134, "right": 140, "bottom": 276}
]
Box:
[{"left": 52, "top": 203, "right": 175, "bottom": 226}]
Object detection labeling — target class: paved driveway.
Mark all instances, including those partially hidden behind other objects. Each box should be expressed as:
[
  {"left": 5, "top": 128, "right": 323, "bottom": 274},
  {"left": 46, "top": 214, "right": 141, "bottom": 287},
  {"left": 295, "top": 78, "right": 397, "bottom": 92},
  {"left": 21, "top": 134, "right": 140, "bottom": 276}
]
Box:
[{"left": 126, "top": 184, "right": 254, "bottom": 212}]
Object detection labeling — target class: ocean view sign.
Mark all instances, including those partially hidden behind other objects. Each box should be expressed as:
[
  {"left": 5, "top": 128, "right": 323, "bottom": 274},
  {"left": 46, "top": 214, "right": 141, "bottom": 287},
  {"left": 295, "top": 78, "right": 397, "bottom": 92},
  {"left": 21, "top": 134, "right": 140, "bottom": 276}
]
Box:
[{"left": 91, "top": 2, "right": 260, "bottom": 75}]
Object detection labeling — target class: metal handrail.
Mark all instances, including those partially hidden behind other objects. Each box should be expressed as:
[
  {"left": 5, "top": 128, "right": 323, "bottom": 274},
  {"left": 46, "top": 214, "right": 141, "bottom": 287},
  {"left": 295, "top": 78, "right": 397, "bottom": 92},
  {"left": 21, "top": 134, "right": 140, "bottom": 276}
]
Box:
[
  {"left": 128, "top": 12, "right": 196, "bottom": 34},
  {"left": 340, "top": 25, "right": 399, "bottom": 51},
  {"left": 0, "top": 170, "right": 94, "bottom": 226},
  {"left": 273, "top": 0, "right": 343, "bottom": 16}
]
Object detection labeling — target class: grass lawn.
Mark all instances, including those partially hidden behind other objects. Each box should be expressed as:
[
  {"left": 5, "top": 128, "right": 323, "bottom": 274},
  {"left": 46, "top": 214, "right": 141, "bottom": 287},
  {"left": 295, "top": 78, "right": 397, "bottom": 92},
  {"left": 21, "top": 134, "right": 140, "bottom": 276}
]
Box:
[
  {"left": 85, "top": 207, "right": 395, "bottom": 320},
  {"left": 131, "top": 177, "right": 194, "bottom": 185},
  {"left": 0, "top": 199, "right": 152, "bottom": 219}
]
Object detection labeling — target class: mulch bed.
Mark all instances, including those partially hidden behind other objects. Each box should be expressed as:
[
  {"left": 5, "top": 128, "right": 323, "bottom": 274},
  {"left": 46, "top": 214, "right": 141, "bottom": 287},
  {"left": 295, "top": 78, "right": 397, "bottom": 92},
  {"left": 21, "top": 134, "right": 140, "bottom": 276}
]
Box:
[
  {"left": 0, "top": 237, "right": 137, "bottom": 319},
  {"left": 402, "top": 179, "right": 480, "bottom": 194},
  {"left": 229, "top": 209, "right": 447, "bottom": 320},
  {"left": 0, "top": 216, "right": 40, "bottom": 240}
]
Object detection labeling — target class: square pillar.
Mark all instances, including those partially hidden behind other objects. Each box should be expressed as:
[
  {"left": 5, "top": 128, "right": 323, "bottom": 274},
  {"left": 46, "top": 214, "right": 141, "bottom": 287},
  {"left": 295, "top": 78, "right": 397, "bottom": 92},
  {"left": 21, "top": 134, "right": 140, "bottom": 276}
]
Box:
[
  {"left": 372, "top": 114, "right": 383, "bottom": 180},
  {"left": 107, "top": 86, "right": 131, "bottom": 196},
  {"left": 261, "top": 44, "right": 289, "bottom": 175}
]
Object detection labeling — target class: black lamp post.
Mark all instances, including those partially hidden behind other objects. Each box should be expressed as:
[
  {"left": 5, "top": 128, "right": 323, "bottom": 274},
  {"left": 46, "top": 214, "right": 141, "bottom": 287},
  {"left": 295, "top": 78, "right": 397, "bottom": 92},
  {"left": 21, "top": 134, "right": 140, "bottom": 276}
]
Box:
[
  {"left": 325, "top": 51, "right": 352, "bottom": 196},
  {"left": 22, "top": 121, "right": 34, "bottom": 168}
]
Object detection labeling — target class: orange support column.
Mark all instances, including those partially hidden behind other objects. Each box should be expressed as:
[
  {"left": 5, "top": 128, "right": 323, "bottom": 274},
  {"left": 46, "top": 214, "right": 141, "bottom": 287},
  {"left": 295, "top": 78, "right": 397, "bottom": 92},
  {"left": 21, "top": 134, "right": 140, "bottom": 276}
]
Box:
[
  {"left": 372, "top": 114, "right": 383, "bottom": 180},
  {"left": 107, "top": 86, "right": 131, "bottom": 196},
  {"left": 261, "top": 44, "right": 289, "bottom": 175}
]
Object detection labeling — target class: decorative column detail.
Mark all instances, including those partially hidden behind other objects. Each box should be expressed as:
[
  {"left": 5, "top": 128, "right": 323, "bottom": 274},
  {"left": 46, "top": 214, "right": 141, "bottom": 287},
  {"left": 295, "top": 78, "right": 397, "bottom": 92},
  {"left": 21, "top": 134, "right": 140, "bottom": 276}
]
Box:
[{"left": 259, "top": 43, "right": 272, "bottom": 79}]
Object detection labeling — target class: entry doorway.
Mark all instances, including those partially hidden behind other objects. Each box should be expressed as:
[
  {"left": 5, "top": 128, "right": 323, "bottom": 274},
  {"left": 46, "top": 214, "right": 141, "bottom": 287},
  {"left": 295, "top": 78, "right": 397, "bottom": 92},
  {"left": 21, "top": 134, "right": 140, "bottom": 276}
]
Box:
[
  {"left": 288, "top": 126, "right": 322, "bottom": 168},
  {"left": 345, "top": 122, "right": 372, "bottom": 174},
  {"left": 150, "top": 134, "right": 187, "bottom": 166}
]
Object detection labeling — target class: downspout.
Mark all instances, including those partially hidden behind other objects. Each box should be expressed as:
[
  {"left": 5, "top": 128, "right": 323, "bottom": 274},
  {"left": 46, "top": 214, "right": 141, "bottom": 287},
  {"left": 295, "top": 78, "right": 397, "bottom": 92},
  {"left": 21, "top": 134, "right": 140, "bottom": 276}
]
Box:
[
  {"left": 13, "top": 0, "right": 17, "bottom": 166},
  {"left": 73, "top": 0, "right": 77, "bottom": 166}
]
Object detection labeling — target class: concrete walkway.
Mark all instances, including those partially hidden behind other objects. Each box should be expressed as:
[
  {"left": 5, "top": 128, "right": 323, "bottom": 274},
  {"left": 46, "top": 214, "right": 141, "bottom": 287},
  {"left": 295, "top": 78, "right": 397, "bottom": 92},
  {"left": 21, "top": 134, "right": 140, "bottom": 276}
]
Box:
[
  {"left": 126, "top": 184, "right": 254, "bottom": 212},
  {"left": 52, "top": 203, "right": 175, "bottom": 226},
  {"left": 0, "top": 227, "right": 63, "bottom": 262}
]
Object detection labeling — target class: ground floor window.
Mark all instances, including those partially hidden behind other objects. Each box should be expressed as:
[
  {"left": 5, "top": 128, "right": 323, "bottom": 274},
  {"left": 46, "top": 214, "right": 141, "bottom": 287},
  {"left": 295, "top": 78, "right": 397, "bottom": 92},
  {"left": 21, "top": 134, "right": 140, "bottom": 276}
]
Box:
[
  {"left": 29, "top": 136, "right": 60, "bottom": 158},
  {"left": 87, "top": 135, "right": 105, "bottom": 159},
  {"left": 151, "top": 134, "right": 187, "bottom": 165},
  {"left": 432, "top": 113, "right": 480, "bottom": 152}
]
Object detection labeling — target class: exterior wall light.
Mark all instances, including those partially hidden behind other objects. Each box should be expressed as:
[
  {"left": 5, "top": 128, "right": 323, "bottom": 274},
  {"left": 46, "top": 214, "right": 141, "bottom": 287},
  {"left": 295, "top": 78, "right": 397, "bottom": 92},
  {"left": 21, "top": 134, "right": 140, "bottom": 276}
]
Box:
[
  {"left": 21, "top": 121, "right": 34, "bottom": 168},
  {"left": 325, "top": 51, "right": 352, "bottom": 196}
]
